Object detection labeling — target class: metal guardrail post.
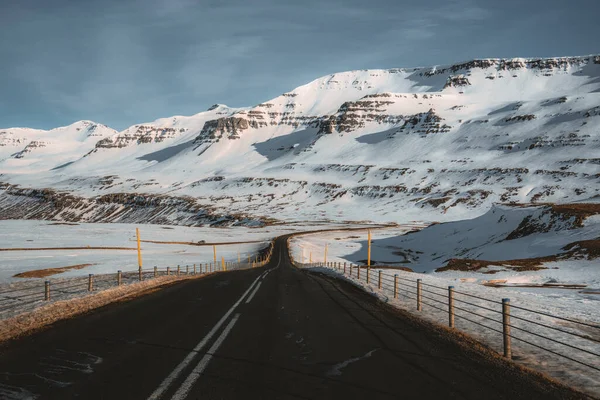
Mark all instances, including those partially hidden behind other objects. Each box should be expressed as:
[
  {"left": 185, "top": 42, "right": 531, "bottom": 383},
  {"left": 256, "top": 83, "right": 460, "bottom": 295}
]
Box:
[
  {"left": 502, "top": 298, "right": 512, "bottom": 359},
  {"left": 449, "top": 286, "right": 455, "bottom": 328},
  {"left": 394, "top": 275, "right": 398, "bottom": 298},
  {"left": 118, "top": 270, "right": 122, "bottom": 286},
  {"left": 88, "top": 274, "right": 94, "bottom": 291},
  {"left": 154, "top": 266, "right": 158, "bottom": 278},
  {"left": 378, "top": 271, "right": 382, "bottom": 289},
  {"left": 45, "top": 280, "right": 50, "bottom": 301},
  {"left": 417, "top": 279, "right": 422, "bottom": 311}
]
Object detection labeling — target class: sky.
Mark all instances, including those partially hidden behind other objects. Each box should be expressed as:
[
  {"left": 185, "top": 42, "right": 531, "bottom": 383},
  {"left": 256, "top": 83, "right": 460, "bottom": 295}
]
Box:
[{"left": 0, "top": 0, "right": 598, "bottom": 131}]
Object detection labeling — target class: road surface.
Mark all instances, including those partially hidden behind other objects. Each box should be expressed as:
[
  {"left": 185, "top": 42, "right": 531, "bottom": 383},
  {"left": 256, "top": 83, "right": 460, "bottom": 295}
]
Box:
[{"left": 0, "top": 237, "right": 583, "bottom": 399}]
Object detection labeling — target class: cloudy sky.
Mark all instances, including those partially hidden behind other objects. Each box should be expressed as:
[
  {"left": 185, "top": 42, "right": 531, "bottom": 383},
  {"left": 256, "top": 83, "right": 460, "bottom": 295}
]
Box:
[{"left": 1, "top": 0, "right": 597, "bottom": 131}]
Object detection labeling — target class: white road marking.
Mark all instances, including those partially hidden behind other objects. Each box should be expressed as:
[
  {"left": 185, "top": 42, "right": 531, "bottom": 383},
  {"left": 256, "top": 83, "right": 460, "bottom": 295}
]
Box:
[
  {"left": 245, "top": 282, "right": 262, "bottom": 304},
  {"left": 171, "top": 313, "right": 241, "bottom": 400},
  {"left": 147, "top": 276, "right": 261, "bottom": 400}
]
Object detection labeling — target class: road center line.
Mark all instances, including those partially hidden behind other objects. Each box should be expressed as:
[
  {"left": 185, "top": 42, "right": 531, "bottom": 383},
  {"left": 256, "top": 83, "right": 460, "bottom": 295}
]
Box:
[
  {"left": 245, "top": 282, "right": 262, "bottom": 304},
  {"left": 147, "top": 276, "right": 261, "bottom": 400},
  {"left": 171, "top": 313, "right": 241, "bottom": 400}
]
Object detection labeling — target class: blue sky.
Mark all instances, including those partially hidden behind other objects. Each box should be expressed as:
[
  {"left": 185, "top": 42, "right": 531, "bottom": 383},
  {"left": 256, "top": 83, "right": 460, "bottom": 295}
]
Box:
[{"left": 1, "top": 0, "right": 597, "bottom": 131}]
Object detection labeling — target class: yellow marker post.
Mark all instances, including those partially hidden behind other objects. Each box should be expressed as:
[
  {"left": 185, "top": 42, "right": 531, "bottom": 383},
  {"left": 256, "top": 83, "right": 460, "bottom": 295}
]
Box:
[
  {"left": 136, "top": 228, "right": 143, "bottom": 281},
  {"left": 213, "top": 245, "right": 217, "bottom": 263},
  {"left": 324, "top": 244, "right": 328, "bottom": 264},
  {"left": 367, "top": 229, "right": 372, "bottom": 267},
  {"left": 222, "top": 256, "right": 226, "bottom": 271},
  {"left": 136, "top": 228, "right": 142, "bottom": 268}
]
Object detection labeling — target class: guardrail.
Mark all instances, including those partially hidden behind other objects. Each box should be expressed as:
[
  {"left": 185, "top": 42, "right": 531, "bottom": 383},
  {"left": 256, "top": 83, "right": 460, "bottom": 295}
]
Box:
[
  {"left": 0, "top": 242, "right": 274, "bottom": 320},
  {"left": 297, "top": 261, "right": 600, "bottom": 389}
]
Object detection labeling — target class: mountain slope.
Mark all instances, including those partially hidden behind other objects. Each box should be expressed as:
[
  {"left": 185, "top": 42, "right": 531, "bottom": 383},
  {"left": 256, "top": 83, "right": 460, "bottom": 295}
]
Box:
[{"left": 1, "top": 55, "right": 599, "bottom": 225}]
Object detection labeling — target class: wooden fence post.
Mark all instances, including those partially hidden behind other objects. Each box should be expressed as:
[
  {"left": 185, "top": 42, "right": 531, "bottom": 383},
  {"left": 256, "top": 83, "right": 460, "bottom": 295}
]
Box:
[
  {"left": 357, "top": 266, "right": 360, "bottom": 280},
  {"left": 448, "top": 286, "right": 455, "bottom": 328},
  {"left": 344, "top": 262, "right": 347, "bottom": 275},
  {"left": 417, "top": 279, "right": 422, "bottom": 311},
  {"left": 154, "top": 266, "right": 158, "bottom": 277},
  {"left": 366, "top": 267, "right": 370, "bottom": 284},
  {"left": 167, "top": 267, "right": 170, "bottom": 275},
  {"left": 378, "top": 271, "right": 382, "bottom": 289},
  {"left": 177, "top": 265, "right": 180, "bottom": 276},
  {"left": 502, "top": 298, "right": 512, "bottom": 359},
  {"left": 88, "top": 274, "right": 94, "bottom": 291},
  {"left": 45, "top": 280, "right": 50, "bottom": 300},
  {"left": 118, "top": 270, "right": 122, "bottom": 286},
  {"left": 394, "top": 275, "right": 398, "bottom": 298},
  {"left": 193, "top": 264, "right": 197, "bottom": 275}
]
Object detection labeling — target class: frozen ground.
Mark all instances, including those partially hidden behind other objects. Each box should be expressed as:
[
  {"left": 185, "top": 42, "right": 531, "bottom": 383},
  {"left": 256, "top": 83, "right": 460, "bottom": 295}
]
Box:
[
  {"left": 290, "top": 205, "right": 600, "bottom": 292},
  {"left": 0, "top": 220, "right": 373, "bottom": 283}
]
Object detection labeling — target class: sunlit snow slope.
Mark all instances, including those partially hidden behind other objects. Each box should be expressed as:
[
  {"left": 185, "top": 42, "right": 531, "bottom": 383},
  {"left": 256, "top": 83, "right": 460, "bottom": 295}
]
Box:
[{"left": 1, "top": 55, "right": 599, "bottom": 225}]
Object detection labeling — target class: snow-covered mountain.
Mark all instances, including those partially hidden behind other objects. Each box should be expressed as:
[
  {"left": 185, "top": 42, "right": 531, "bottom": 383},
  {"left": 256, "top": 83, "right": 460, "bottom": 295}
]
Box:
[{"left": 1, "top": 55, "right": 599, "bottom": 226}]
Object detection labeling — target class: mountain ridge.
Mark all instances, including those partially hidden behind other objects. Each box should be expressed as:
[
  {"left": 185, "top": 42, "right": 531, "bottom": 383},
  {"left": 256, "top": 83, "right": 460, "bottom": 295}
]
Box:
[{"left": 1, "top": 53, "right": 599, "bottom": 226}]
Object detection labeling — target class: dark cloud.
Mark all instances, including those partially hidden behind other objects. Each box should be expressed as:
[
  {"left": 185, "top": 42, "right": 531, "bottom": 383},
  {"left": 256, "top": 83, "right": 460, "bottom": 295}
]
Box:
[{"left": 0, "top": 0, "right": 597, "bottom": 130}]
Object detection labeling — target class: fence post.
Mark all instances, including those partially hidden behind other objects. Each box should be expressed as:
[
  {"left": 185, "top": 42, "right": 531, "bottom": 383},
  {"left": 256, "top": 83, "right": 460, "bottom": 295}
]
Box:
[
  {"left": 88, "top": 274, "right": 94, "bottom": 291},
  {"left": 417, "top": 279, "right": 422, "bottom": 311},
  {"left": 502, "top": 298, "right": 512, "bottom": 359},
  {"left": 118, "top": 270, "right": 122, "bottom": 286},
  {"left": 194, "top": 264, "right": 197, "bottom": 275},
  {"left": 366, "top": 267, "right": 370, "bottom": 284},
  {"left": 448, "top": 286, "right": 455, "bottom": 328},
  {"left": 357, "top": 266, "right": 360, "bottom": 280},
  {"left": 154, "top": 266, "right": 158, "bottom": 278},
  {"left": 45, "top": 280, "right": 50, "bottom": 301},
  {"left": 177, "top": 265, "right": 180, "bottom": 276},
  {"left": 167, "top": 267, "right": 170, "bottom": 275},
  {"left": 378, "top": 271, "right": 382, "bottom": 289},
  {"left": 186, "top": 265, "right": 189, "bottom": 274},
  {"left": 344, "top": 262, "right": 347, "bottom": 275},
  {"left": 138, "top": 267, "right": 143, "bottom": 282},
  {"left": 394, "top": 275, "right": 398, "bottom": 298}
]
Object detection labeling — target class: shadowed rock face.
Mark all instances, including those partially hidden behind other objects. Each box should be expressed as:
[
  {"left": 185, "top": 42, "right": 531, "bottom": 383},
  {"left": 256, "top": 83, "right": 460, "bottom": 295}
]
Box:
[{"left": 96, "top": 126, "right": 184, "bottom": 149}]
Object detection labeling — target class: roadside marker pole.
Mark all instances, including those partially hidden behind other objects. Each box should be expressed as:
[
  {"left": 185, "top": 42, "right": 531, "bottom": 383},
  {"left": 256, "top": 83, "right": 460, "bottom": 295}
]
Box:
[
  {"left": 238, "top": 252, "right": 240, "bottom": 263},
  {"left": 324, "top": 244, "right": 328, "bottom": 265},
  {"left": 367, "top": 229, "right": 372, "bottom": 267},
  {"left": 136, "top": 228, "right": 143, "bottom": 281},
  {"left": 213, "top": 245, "right": 217, "bottom": 263},
  {"left": 417, "top": 279, "right": 422, "bottom": 311},
  {"left": 449, "top": 286, "right": 455, "bottom": 328},
  {"left": 222, "top": 256, "right": 226, "bottom": 271},
  {"left": 502, "top": 299, "right": 512, "bottom": 359}
]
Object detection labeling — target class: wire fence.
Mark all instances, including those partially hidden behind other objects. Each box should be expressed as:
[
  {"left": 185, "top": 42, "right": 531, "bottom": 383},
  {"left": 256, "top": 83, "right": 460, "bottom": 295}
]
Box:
[
  {"left": 297, "top": 261, "right": 600, "bottom": 394},
  {"left": 0, "top": 242, "right": 274, "bottom": 320}
]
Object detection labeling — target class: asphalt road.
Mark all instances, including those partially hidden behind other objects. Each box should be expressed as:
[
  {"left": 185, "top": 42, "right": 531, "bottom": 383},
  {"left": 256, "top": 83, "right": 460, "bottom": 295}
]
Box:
[{"left": 0, "top": 237, "right": 585, "bottom": 399}]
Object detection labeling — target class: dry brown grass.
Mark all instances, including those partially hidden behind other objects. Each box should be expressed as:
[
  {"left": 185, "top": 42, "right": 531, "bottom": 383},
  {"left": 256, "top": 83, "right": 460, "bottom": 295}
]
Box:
[
  {"left": 140, "top": 239, "right": 266, "bottom": 246},
  {"left": 436, "top": 257, "right": 553, "bottom": 273},
  {"left": 13, "top": 263, "right": 96, "bottom": 278},
  {"left": 0, "top": 274, "right": 204, "bottom": 344}
]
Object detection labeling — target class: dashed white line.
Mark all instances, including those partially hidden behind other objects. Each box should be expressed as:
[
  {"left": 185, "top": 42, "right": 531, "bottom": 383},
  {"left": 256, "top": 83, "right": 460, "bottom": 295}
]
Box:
[
  {"left": 171, "top": 313, "right": 241, "bottom": 400},
  {"left": 147, "top": 277, "right": 260, "bottom": 400},
  {"left": 245, "top": 282, "right": 262, "bottom": 304}
]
